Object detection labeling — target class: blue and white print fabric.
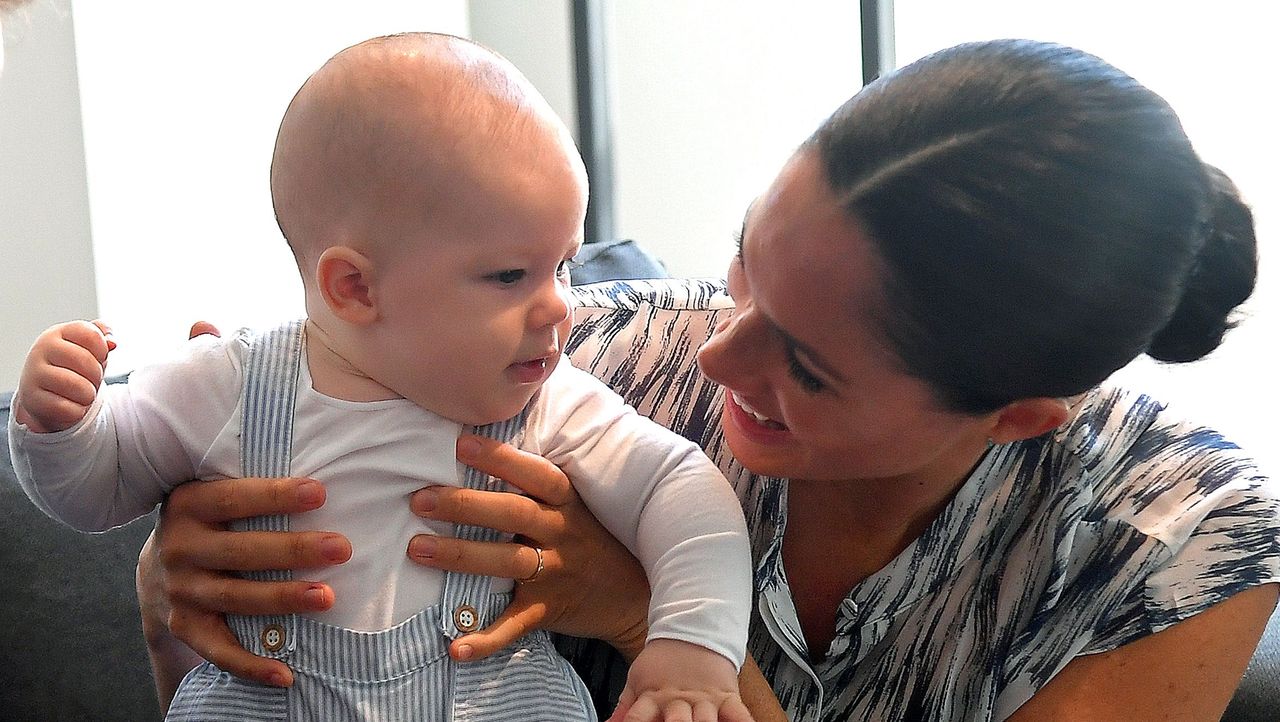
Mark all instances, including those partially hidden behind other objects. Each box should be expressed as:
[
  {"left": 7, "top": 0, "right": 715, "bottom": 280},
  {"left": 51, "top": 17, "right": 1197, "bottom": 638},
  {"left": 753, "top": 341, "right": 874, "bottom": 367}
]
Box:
[{"left": 563, "top": 279, "right": 1280, "bottom": 722}]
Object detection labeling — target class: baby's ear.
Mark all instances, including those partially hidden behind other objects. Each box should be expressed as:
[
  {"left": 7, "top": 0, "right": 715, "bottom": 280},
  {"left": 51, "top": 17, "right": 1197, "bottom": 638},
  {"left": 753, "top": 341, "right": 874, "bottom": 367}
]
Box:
[{"left": 316, "top": 246, "right": 378, "bottom": 325}]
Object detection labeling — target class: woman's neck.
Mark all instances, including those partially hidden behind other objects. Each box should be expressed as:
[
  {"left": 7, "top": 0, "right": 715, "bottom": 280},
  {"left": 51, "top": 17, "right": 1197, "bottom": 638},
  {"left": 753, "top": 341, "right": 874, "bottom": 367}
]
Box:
[
  {"left": 303, "top": 319, "right": 401, "bottom": 402},
  {"left": 790, "top": 436, "right": 989, "bottom": 549},
  {"left": 781, "top": 440, "right": 990, "bottom": 661}
]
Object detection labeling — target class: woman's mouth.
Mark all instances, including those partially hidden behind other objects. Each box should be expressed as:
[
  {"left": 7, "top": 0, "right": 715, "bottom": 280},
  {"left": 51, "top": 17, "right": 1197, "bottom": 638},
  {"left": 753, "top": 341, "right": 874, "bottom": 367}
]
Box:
[{"left": 730, "top": 392, "right": 787, "bottom": 431}]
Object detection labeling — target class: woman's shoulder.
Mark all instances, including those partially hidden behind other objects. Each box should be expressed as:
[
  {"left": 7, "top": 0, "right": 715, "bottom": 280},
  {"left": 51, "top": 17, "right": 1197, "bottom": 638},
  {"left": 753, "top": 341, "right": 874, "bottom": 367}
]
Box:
[{"left": 1045, "top": 384, "right": 1274, "bottom": 546}]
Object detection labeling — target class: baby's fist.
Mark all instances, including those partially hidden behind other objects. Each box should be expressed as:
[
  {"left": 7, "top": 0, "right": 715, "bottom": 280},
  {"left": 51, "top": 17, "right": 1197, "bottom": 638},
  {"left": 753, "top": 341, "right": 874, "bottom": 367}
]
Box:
[{"left": 15, "top": 320, "right": 116, "bottom": 433}]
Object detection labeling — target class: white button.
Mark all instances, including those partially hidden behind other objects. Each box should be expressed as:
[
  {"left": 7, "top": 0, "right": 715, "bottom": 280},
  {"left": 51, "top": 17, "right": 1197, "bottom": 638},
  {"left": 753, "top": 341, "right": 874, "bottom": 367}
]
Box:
[
  {"left": 261, "top": 623, "right": 286, "bottom": 652},
  {"left": 454, "top": 604, "right": 479, "bottom": 633}
]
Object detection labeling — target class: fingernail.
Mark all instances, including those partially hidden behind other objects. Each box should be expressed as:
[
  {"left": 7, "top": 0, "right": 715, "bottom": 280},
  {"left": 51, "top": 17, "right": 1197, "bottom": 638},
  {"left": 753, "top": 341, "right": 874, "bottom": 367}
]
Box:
[
  {"left": 409, "top": 536, "right": 437, "bottom": 560},
  {"left": 456, "top": 436, "right": 482, "bottom": 461},
  {"left": 320, "top": 535, "right": 349, "bottom": 563},
  {"left": 302, "top": 584, "right": 328, "bottom": 608},
  {"left": 268, "top": 671, "right": 291, "bottom": 687},
  {"left": 414, "top": 488, "right": 438, "bottom": 513},
  {"left": 455, "top": 644, "right": 474, "bottom": 661},
  {"left": 296, "top": 481, "right": 324, "bottom": 508}
]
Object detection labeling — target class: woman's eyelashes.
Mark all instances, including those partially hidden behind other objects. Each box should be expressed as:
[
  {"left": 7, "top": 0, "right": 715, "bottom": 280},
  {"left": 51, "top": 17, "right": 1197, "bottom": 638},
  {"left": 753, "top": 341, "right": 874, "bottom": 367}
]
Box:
[
  {"left": 557, "top": 256, "right": 583, "bottom": 279},
  {"left": 786, "top": 346, "right": 826, "bottom": 393}
]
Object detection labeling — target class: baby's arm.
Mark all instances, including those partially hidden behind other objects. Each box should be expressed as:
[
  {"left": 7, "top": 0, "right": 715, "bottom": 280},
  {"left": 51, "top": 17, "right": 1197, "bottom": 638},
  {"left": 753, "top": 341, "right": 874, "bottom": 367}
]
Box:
[
  {"left": 536, "top": 364, "right": 754, "bottom": 722},
  {"left": 14, "top": 320, "right": 115, "bottom": 433},
  {"left": 10, "top": 322, "right": 240, "bottom": 531}
]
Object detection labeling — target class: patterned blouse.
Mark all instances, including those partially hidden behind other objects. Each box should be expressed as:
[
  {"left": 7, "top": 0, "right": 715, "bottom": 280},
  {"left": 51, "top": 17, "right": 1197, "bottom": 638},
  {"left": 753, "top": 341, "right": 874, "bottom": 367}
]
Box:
[{"left": 560, "top": 279, "right": 1280, "bottom": 721}]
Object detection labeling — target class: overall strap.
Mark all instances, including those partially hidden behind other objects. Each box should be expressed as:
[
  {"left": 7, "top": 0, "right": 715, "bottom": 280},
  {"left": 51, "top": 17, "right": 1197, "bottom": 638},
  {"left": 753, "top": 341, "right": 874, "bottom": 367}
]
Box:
[
  {"left": 437, "top": 411, "right": 529, "bottom": 641},
  {"left": 228, "top": 320, "right": 305, "bottom": 661}
]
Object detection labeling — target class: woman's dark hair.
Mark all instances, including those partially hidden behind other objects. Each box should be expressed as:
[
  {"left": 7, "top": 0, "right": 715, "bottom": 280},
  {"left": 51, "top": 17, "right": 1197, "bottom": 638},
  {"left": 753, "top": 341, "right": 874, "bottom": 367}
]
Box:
[{"left": 808, "top": 39, "right": 1257, "bottom": 414}]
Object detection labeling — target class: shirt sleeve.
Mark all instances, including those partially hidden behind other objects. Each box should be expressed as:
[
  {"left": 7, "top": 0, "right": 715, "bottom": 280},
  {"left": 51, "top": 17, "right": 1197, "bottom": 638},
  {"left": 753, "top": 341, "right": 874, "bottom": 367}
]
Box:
[
  {"left": 530, "top": 360, "right": 753, "bottom": 669},
  {"left": 8, "top": 333, "right": 246, "bottom": 531},
  {"left": 1083, "top": 420, "right": 1280, "bottom": 654}
]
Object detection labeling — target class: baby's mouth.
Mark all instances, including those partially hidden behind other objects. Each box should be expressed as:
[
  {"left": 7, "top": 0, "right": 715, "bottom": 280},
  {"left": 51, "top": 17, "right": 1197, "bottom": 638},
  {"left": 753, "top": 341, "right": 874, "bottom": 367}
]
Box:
[
  {"left": 508, "top": 352, "right": 557, "bottom": 384},
  {"left": 732, "top": 392, "right": 787, "bottom": 430}
]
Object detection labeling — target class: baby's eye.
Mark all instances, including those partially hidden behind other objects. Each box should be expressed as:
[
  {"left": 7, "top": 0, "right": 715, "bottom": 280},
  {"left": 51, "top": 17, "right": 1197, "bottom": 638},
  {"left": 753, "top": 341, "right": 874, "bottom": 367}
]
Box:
[{"left": 491, "top": 269, "right": 526, "bottom": 285}]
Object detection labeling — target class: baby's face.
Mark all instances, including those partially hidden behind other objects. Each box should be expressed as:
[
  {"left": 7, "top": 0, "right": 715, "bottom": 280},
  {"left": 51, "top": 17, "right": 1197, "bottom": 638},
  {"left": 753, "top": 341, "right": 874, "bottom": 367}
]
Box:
[{"left": 364, "top": 146, "right": 587, "bottom": 426}]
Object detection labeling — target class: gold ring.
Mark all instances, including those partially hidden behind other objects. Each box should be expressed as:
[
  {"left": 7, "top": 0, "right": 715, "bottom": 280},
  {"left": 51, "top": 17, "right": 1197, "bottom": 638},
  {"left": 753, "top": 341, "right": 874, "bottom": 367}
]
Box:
[{"left": 517, "top": 546, "right": 545, "bottom": 583}]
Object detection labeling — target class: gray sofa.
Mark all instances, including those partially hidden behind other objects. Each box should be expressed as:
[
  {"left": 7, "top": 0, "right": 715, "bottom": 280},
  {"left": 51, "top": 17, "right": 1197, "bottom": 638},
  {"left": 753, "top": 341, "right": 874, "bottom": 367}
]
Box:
[{"left": 2, "top": 243, "right": 1276, "bottom": 720}]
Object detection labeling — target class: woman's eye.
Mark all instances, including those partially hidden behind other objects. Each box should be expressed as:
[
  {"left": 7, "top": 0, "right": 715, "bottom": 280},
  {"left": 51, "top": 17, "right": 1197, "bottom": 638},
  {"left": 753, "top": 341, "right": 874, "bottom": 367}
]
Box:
[
  {"left": 492, "top": 269, "right": 525, "bottom": 285},
  {"left": 787, "top": 352, "right": 826, "bottom": 394},
  {"left": 556, "top": 257, "right": 583, "bottom": 279}
]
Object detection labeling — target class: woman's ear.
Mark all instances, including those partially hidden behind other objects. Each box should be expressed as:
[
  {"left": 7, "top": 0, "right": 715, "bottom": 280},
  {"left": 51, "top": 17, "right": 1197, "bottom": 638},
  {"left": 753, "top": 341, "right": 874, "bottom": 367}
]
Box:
[
  {"left": 316, "top": 246, "right": 378, "bottom": 325},
  {"left": 988, "top": 397, "right": 1071, "bottom": 445}
]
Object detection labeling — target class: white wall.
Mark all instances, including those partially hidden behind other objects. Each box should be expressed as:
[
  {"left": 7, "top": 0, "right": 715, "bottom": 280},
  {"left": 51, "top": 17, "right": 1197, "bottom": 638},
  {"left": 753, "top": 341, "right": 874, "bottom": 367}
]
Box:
[
  {"left": 71, "top": 1, "right": 469, "bottom": 376},
  {"left": 467, "top": 0, "right": 576, "bottom": 134},
  {"left": 895, "top": 0, "right": 1279, "bottom": 472},
  {"left": 608, "top": 1, "right": 864, "bottom": 278},
  {"left": 0, "top": 0, "right": 96, "bottom": 391}
]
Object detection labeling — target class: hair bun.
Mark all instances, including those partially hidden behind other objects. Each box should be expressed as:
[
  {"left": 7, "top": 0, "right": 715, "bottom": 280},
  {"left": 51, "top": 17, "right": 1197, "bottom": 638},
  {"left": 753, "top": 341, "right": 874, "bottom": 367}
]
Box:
[{"left": 1146, "top": 165, "right": 1258, "bottom": 362}]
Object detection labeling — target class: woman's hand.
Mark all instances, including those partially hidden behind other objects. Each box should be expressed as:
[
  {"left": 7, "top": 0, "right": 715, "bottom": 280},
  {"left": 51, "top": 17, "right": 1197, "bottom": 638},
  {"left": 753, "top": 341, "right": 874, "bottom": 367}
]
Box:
[
  {"left": 137, "top": 476, "right": 352, "bottom": 698},
  {"left": 408, "top": 434, "right": 652, "bottom": 662}
]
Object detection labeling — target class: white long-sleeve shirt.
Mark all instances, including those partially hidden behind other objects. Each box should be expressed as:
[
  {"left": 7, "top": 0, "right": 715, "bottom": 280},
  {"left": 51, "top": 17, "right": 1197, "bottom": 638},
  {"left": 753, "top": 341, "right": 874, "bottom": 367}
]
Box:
[{"left": 9, "top": 328, "right": 751, "bottom": 668}]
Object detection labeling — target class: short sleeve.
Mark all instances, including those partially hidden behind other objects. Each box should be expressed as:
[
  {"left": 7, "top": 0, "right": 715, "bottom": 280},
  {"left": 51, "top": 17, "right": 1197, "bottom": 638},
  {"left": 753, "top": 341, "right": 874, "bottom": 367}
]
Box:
[
  {"left": 1082, "top": 424, "right": 1280, "bottom": 654},
  {"left": 1142, "top": 472, "right": 1280, "bottom": 630}
]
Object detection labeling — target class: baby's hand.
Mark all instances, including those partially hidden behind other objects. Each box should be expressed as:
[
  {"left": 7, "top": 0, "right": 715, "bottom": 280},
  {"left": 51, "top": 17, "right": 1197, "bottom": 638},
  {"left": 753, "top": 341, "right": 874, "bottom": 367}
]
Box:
[
  {"left": 15, "top": 320, "right": 116, "bottom": 433},
  {"left": 610, "top": 638, "right": 754, "bottom": 722}
]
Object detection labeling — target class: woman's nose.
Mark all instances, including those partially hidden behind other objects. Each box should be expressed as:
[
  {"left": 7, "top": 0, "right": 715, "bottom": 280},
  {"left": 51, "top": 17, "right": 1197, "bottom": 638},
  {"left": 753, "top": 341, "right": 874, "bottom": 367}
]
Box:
[{"left": 697, "top": 307, "right": 765, "bottom": 388}]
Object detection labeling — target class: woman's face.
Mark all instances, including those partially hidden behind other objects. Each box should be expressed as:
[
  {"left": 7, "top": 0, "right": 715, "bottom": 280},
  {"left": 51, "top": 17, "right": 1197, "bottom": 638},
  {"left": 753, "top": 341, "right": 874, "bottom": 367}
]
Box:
[{"left": 696, "top": 150, "right": 994, "bottom": 485}]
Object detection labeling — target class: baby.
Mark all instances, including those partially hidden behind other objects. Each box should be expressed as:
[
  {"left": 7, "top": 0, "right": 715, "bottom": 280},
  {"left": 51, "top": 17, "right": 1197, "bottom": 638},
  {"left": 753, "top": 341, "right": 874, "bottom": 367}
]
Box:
[{"left": 9, "top": 33, "right": 752, "bottom": 722}]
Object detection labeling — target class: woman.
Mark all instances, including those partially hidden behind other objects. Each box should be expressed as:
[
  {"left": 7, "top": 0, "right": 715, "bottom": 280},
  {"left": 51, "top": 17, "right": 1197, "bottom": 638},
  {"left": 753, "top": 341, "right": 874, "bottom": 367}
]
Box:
[{"left": 139, "top": 40, "right": 1277, "bottom": 720}]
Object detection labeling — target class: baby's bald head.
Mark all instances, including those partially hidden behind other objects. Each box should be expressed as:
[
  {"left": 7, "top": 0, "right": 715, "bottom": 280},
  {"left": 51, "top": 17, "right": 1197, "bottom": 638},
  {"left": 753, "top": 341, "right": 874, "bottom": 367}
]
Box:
[{"left": 271, "top": 32, "right": 579, "bottom": 274}]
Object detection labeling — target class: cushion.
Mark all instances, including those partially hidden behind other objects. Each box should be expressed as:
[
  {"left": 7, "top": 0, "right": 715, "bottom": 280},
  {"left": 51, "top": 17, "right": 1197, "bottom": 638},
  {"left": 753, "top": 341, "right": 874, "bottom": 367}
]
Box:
[{"left": 1, "top": 387, "right": 161, "bottom": 721}]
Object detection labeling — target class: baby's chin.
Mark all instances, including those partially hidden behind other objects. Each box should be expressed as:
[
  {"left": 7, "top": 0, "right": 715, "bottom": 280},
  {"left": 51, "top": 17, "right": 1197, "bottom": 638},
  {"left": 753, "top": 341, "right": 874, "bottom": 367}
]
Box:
[{"left": 440, "top": 388, "right": 542, "bottom": 428}]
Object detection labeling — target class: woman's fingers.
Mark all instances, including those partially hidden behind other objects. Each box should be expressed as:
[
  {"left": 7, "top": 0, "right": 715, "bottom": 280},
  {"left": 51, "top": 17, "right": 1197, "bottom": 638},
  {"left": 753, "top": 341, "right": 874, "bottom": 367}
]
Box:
[
  {"left": 448, "top": 600, "right": 548, "bottom": 661},
  {"left": 407, "top": 534, "right": 544, "bottom": 580},
  {"left": 163, "top": 527, "right": 351, "bottom": 572},
  {"left": 165, "top": 476, "right": 327, "bottom": 525},
  {"left": 456, "top": 434, "right": 575, "bottom": 506},
  {"left": 411, "top": 485, "right": 562, "bottom": 542},
  {"left": 168, "top": 608, "right": 294, "bottom": 688},
  {"left": 167, "top": 573, "right": 335, "bottom": 616},
  {"left": 188, "top": 321, "right": 222, "bottom": 339},
  {"left": 160, "top": 478, "right": 350, "bottom": 571}
]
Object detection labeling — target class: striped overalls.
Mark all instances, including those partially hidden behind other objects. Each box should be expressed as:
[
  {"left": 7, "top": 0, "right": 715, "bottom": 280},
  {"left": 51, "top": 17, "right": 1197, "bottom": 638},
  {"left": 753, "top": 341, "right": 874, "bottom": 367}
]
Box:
[{"left": 166, "top": 322, "right": 596, "bottom": 721}]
